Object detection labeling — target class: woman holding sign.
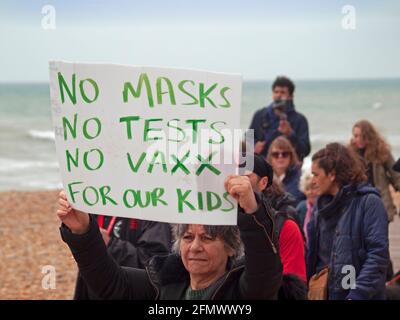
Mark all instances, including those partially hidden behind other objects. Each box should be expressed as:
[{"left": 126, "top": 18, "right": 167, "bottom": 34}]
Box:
[{"left": 57, "top": 173, "right": 282, "bottom": 300}]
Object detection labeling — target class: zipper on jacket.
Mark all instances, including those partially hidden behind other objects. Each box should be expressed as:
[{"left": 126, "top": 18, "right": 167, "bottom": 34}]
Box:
[
  {"left": 253, "top": 199, "right": 278, "bottom": 254},
  {"left": 265, "top": 198, "right": 278, "bottom": 245},
  {"left": 253, "top": 216, "right": 278, "bottom": 254},
  {"left": 311, "top": 213, "right": 321, "bottom": 275},
  {"left": 210, "top": 266, "right": 242, "bottom": 300}
]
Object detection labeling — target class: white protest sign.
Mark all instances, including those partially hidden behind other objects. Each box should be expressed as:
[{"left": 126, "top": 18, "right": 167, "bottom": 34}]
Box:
[{"left": 49, "top": 61, "right": 242, "bottom": 225}]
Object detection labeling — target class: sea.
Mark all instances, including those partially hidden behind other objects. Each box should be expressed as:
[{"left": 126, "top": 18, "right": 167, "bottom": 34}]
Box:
[{"left": 1, "top": 79, "right": 400, "bottom": 191}]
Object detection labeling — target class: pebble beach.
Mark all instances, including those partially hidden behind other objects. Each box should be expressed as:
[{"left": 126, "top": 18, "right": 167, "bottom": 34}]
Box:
[{"left": 0, "top": 190, "right": 77, "bottom": 299}]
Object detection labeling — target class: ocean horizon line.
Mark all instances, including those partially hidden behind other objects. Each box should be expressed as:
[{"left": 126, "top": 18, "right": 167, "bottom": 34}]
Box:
[{"left": 1, "top": 76, "right": 400, "bottom": 85}]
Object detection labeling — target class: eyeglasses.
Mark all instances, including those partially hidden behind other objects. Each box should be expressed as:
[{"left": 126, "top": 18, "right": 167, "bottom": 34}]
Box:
[{"left": 271, "top": 151, "right": 291, "bottom": 159}]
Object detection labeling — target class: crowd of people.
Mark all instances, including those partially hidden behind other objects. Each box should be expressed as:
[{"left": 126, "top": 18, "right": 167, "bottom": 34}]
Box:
[{"left": 56, "top": 76, "right": 400, "bottom": 300}]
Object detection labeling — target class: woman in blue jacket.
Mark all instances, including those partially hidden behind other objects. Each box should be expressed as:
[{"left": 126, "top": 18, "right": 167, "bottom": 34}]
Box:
[{"left": 307, "top": 143, "right": 389, "bottom": 300}]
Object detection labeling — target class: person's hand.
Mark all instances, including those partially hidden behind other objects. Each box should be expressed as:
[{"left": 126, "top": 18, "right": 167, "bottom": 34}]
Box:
[
  {"left": 278, "top": 120, "right": 293, "bottom": 136},
  {"left": 254, "top": 141, "right": 266, "bottom": 154},
  {"left": 57, "top": 190, "right": 90, "bottom": 235},
  {"left": 99, "top": 228, "right": 111, "bottom": 246},
  {"left": 224, "top": 175, "right": 258, "bottom": 214}
]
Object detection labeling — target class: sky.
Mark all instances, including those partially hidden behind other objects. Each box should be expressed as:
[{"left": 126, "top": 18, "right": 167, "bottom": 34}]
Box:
[{"left": 0, "top": 0, "right": 399, "bottom": 82}]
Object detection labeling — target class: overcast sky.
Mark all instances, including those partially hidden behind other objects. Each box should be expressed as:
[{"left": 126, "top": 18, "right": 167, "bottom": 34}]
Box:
[{"left": 1, "top": 0, "right": 399, "bottom": 82}]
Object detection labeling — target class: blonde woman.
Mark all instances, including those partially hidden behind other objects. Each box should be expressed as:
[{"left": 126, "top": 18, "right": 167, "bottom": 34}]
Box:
[{"left": 350, "top": 120, "right": 400, "bottom": 222}]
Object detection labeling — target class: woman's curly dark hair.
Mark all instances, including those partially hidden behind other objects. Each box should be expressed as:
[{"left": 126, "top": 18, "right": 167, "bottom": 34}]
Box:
[{"left": 312, "top": 143, "right": 367, "bottom": 188}]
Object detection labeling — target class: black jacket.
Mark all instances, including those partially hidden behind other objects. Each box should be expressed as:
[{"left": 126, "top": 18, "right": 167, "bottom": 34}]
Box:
[
  {"left": 60, "top": 194, "right": 283, "bottom": 300},
  {"left": 269, "top": 192, "right": 304, "bottom": 239},
  {"left": 74, "top": 216, "right": 172, "bottom": 299}
]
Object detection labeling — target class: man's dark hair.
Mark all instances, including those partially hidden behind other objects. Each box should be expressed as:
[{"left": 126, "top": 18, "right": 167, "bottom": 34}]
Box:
[{"left": 272, "top": 76, "right": 295, "bottom": 96}]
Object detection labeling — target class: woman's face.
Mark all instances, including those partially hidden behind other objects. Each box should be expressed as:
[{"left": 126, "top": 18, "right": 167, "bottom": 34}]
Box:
[
  {"left": 180, "top": 225, "right": 232, "bottom": 282},
  {"left": 352, "top": 126, "right": 366, "bottom": 149},
  {"left": 270, "top": 147, "right": 291, "bottom": 173},
  {"left": 311, "top": 161, "right": 337, "bottom": 196}
]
